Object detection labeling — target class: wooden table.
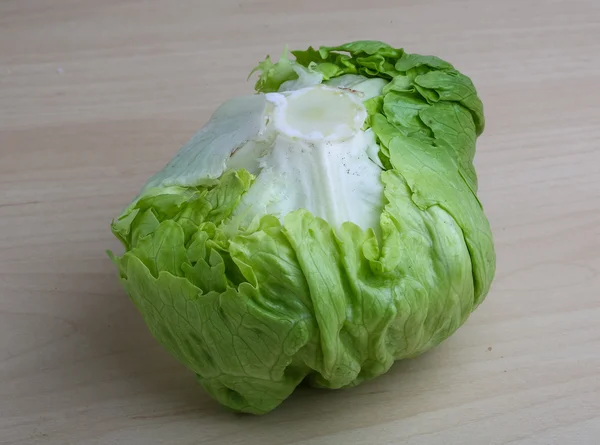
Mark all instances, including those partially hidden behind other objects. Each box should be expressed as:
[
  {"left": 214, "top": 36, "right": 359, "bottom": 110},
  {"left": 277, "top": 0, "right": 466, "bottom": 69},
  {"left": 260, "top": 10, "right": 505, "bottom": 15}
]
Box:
[{"left": 2, "top": 0, "right": 599, "bottom": 443}]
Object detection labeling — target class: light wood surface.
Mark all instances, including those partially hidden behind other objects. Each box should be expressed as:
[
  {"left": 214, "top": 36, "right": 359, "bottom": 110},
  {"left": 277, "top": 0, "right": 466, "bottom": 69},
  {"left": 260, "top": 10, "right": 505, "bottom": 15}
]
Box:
[{"left": 2, "top": 0, "right": 599, "bottom": 444}]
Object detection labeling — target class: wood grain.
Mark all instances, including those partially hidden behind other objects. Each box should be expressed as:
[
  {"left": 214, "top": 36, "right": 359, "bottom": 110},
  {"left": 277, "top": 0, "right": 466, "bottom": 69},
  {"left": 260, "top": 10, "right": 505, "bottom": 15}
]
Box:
[{"left": 1, "top": 0, "right": 599, "bottom": 443}]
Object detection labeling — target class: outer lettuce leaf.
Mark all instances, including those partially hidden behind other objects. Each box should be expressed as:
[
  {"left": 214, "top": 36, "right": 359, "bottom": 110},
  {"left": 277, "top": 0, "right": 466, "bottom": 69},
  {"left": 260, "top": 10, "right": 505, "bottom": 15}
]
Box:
[
  {"left": 143, "top": 96, "right": 267, "bottom": 191},
  {"left": 110, "top": 40, "right": 495, "bottom": 415},
  {"left": 394, "top": 52, "right": 453, "bottom": 71},
  {"left": 321, "top": 41, "right": 402, "bottom": 58}
]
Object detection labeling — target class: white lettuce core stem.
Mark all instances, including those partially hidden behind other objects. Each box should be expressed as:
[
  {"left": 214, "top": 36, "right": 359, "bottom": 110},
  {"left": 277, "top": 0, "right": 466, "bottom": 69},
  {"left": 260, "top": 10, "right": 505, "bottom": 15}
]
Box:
[
  {"left": 265, "top": 85, "right": 367, "bottom": 142},
  {"left": 231, "top": 85, "right": 384, "bottom": 233}
]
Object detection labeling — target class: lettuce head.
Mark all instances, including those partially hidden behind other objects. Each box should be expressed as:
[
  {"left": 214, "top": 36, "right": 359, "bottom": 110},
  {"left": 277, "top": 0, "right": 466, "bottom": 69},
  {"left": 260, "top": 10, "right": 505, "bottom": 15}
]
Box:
[{"left": 109, "top": 40, "right": 495, "bottom": 414}]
